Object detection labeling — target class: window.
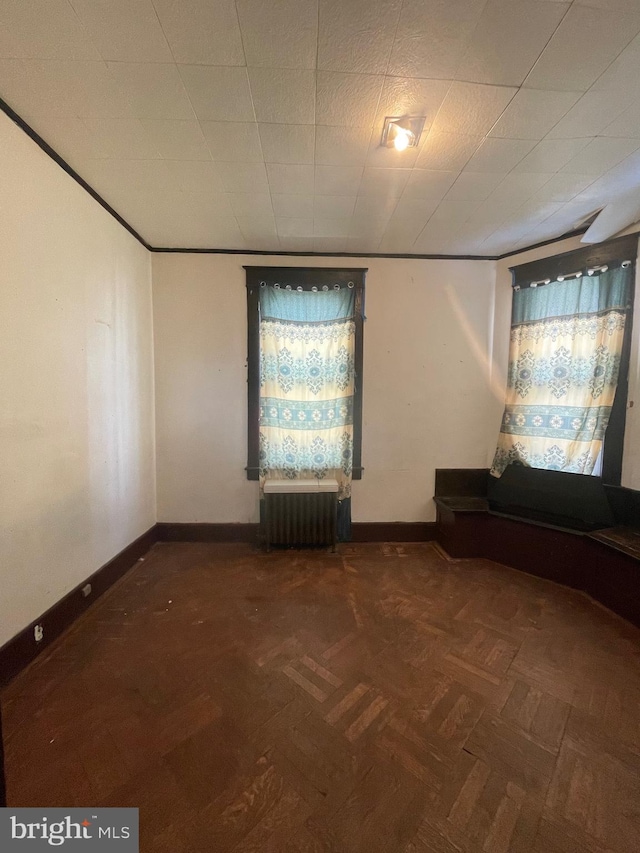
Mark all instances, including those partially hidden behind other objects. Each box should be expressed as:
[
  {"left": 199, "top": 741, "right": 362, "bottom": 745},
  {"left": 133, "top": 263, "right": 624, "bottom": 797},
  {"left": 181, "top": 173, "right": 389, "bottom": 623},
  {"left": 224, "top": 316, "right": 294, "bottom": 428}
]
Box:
[
  {"left": 245, "top": 267, "right": 365, "bottom": 490},
  {"left": 491, "top": 234, "right": 636, "bottom": 486}
]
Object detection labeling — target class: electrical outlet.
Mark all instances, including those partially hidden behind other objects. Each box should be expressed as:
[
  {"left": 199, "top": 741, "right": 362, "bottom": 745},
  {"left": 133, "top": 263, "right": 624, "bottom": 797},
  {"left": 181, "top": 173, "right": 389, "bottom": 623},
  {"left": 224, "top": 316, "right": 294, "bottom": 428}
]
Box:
[
  {"left": 82, "top": 583, "right": 92, "bottom": 598},
  {"left": 34, "top": 624, "right": 44, "bottom": 643}
]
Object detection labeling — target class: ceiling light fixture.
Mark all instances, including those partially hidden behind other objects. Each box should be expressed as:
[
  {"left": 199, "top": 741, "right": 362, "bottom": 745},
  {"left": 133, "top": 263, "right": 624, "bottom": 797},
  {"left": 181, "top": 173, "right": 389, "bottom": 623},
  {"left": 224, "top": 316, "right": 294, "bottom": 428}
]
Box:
[{"left": 381, "top": 116, "right": 426, "bottom": 151}]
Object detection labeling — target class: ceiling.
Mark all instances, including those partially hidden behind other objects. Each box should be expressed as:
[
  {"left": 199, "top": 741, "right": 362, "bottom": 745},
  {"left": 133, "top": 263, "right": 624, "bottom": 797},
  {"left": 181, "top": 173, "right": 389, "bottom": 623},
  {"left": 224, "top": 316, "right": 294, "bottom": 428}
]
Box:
[{"left": 2, "top": 0, "right": 640, "bottom": 256}]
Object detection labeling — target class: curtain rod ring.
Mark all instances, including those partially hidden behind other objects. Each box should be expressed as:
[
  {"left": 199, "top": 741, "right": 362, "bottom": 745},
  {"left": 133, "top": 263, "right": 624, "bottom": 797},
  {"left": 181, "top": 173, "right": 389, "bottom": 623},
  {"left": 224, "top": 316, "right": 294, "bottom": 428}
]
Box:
[{"left": 273, "top": 283, "right": 280, "bottom": 289}]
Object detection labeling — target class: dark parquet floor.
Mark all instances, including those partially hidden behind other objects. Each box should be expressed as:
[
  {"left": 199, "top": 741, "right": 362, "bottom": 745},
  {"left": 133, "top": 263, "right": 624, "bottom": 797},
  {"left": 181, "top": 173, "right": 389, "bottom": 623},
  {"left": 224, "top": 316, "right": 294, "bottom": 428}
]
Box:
[{"left": 3, "top": 541, "right": 640, "bottom": 852}]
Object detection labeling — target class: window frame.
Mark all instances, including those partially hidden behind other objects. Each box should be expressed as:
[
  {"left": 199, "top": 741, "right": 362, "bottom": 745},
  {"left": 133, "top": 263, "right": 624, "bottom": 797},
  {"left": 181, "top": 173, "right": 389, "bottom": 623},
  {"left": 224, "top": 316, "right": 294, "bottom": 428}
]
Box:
[
  {"left": 244, "top": 266, "right": 367, "bottom": 482},
  {"left": 509, "top": 233, "right": 637, "bottom": 486}
]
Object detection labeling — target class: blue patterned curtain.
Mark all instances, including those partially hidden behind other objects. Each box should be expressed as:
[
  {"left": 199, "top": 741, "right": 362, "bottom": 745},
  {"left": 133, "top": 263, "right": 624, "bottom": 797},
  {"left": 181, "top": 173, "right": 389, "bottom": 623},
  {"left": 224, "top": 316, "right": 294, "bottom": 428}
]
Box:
[
  {"left": 258, "top": 286, "right": 355, "bottom": 501},
  {"left": 491, "top": 266, "right": 632, "bottom": 477}
]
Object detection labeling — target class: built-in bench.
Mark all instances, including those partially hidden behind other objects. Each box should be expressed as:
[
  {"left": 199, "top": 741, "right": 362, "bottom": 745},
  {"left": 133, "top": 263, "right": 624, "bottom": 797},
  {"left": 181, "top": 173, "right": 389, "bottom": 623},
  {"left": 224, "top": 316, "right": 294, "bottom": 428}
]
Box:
[{"left": 434, "top": 468, "right": 640, "bottom": 627}]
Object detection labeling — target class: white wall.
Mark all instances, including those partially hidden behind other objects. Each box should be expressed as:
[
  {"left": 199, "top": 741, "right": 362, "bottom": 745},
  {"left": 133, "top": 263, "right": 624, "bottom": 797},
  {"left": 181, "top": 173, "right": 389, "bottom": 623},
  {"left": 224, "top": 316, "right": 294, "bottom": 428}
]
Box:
[
  {"left": 152, "top": 253, "right": 497, "bottom": 523},
  {"left": 490, "top": 231, "right": 640, "bottom": 490},
  {"left": 0, "top": 112, "right": 156, "bottom": 647}
]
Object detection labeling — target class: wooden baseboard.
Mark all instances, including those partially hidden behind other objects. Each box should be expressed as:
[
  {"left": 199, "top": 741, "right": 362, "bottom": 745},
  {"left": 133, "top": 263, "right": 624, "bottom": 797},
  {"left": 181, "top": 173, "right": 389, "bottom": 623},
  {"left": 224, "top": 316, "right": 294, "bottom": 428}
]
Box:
[
  {"left": 0, "top": 525, "right": 159, "bottom": 689},
  {"left": 351, "top": 522, "right": 437, "bottom": 542},
  {"left": 157, "top": 522, "right": 259, "bottom": 542}
]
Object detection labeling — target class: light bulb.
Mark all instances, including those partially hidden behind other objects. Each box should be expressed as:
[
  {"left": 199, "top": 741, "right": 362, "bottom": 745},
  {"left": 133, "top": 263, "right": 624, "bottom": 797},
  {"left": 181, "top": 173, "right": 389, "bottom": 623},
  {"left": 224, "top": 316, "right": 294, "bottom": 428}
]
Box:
[{"left": 393, "top": 126, "right": 413, "bottom": 151}]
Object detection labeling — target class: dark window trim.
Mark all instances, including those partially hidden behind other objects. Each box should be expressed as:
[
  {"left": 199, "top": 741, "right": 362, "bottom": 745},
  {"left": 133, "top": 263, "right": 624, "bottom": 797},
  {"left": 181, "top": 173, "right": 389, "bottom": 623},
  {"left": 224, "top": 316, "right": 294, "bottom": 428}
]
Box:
[
  {"left": 509, "top": 233, "right": 638, "bottom": 289},
  {"left": 508, "top": 235, "right": 638, "bottom": 487},
  {"left": 245, "top": 266, "right": 367, "bottom": 481}
]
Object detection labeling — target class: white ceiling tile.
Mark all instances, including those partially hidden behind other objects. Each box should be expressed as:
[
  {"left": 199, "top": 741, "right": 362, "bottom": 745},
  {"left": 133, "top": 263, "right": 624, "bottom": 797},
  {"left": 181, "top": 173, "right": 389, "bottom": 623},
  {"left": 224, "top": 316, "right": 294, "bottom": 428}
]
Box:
[
  {"left": 465, "top": 199, "right": 519, "bottom": 230},
  {"left": 601, "top": 102, "right": 640, "bottom": 138},
  {"left": 483, "top": 172, "right": 554, "bottom": 209},
  {"left": 237, "top": 0, "right": 317, "bottom": 69},
  {"left": 344, "top": 237, "right": 381, "bottom": 254},
  {"left": 26, "top": 115, "right": 112, "bottom": 160},
  {"left": 179, "top": 65, "right": 254, "bottom": 122},
  {"left": 315, "top": 125, "right": 372, "bottom": 167},
  {"left": 375, "top": 76, "right": 451, "bottom": 128},
  {"left": 523, "top": 4, "right": 640, "bottom": 91},
  {"left": 424, "top": 206, "right": 474, "bottom": 233},
  {"left": 69, "top": 0, "right": 172, "bottom": 62},
  {"left": 358, "top": 167, "right": 410, "bottom": 197},
  {"left": 11, "top": 0, "right": 640, "bottom": 255},
  {"left": 242, "top": 234, "right": 280, "bottom": 251},
  {"left": 178, "top": 191, "right": 235, "bottom": 222},
  {"left": 569, "top": 149, "right": 640, "bottom": 203},
  {"left": 236, "top": 212, "right": 278, "bottom": 243},
  {"left": 200, "top": 121, "right": 262, "bottom": 162},
  {"left": 430, "top": 82, "right": 517, "bottom": 136},
  {"left": 388, "top": 0, "right": 487, "bottom": 80},
  {"left": 589, "top": 41, "right": 640, "bottom": 100},
  {"left": 218, "top": 162, "right": 269, "bottom": 194},
  {"left": 74, "top": 158, "right": 172, "bottom": 201},
  {"left": 316, "top": 72, "right": 384, "bottom": 127},
  {"left": 313, "top": 219, "right": 352, "bottom": 238},
  {"left": 276, "top": 218, "right": 314, "bottom": 238},
  {"left": 560, "top": 137, "right": 640, "bottom": 174},
  {"left": 489, "top": 89, "right": 583, "bottom": 140},
  {"left": 228, "top": 193, "right": 274, "bottom": 219},
  {"left": 546, "top": 90, "right": 636, "bottom": 139},
  {"left": 164, "top": 160, "right": 227, "bottom": 194},
  {"left": 531, "top": 173, "right": 595, "bottom": 203},
  {"left": 444, "top": 172, "right": 505, "bottom": 204},
  {"left": 413, "top": 220, "right": 468, "bottom": 252},
  {"left": 114, "top": 189, "right": 182, "bottom": 239},
  {"left": 314, "top": 195, "right": 356, "bottom": 219},
  {"left": 378, "top": 220, "right": 426, "bottom": 252},
  {"left": 159, "top": 201, "right": 244, "bottom": 247},
  {"left": 457, "top": 0, "right": 569, "bottom": 86},
  {"left": 266, "top": 163, "right": 315, "bottom": 195},
  {"left": 248, "top": 68, "right": 316, "bottom": 125},
  {"left": 81, "top": 118, "right": 161, "bottom": 159},
  {"left": 318, "top": 0, "right": 402, "bottom": 74},
  {"left": 108, "top": 62, "right": 195, "bottom": 120},
  {"left": 391, "top": 197, "right": 440, "bottom": 223},
  {"left": 349, "top": 217, "right": 389, "bottom": 240},
  {"left": 464, "top": 138, "right": 536, "bottom": 173},
  {"left": 259, "top": 124, "right": 315, "bottom": 165},
  {"left": 415, "top": 131, "right": 482, "bottom": 171},
  {"left": 140, "top": 119, "right": 211, "bottom": 160},
  {"left": 272, "top": 194, "right": 314, "bottom": 219},
  {"left": 313, "top": 237, "right": 348, "bottom": 253},
  {"left": 0, "top": 0, "right": 100, "bottom": 60},
  {"left": 575, "top": 0, "right": 640, "bottom": 8},
  {"left": 513, "top": 138, "right": 591, "bottom": 173},
  {"left": 402, "top": 170, "right": 460, "bottom": 201},
  {"left": 0, "top": 58, "right": 134, "bottom": 118},
  {"left": 314, "top": 165, "right": 363, "bottom": 195},
  {"left": 151, "top": 0, "right": 245, "bottom": 65},
  {"left": 278, "top": 237, "right": 315, "bottom": 252},
  {"left": 422, "top": 202, "right": 478, "bottom": 231},
  {"left": 352, "top": 195, "right": 398, "bottom": 220}
]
